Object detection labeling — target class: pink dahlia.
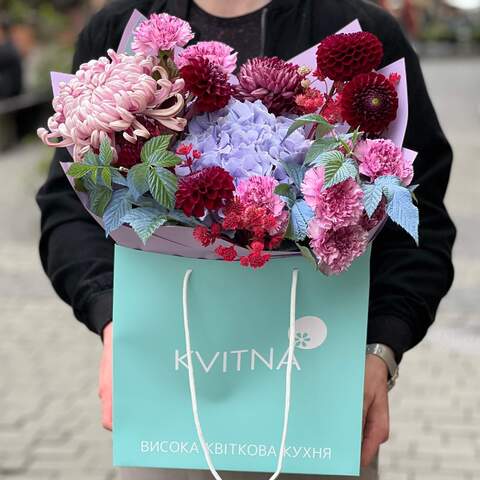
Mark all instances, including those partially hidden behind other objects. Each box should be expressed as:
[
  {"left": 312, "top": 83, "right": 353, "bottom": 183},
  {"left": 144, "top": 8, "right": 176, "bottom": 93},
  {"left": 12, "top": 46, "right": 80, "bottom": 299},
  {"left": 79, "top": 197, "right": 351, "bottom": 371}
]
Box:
[
  {"left": 177, "top": 41, "right": 237, "bottom": 75},
  {"left": 355, "top": 139, "right": 413, "bottom": 185},
  {"left": 301, "top": 167, "right": 364, "bottom": 230},
  {"left": 236, "top": 176, "right": 288, "bottom": 235},
  {"left": 37, "top": 50, "right": 186, "bottom": 161},
  {"left": 308, "top": 222, "right": 368, "bottom": 275},
  {"left": 235, "top": 57, "right": 305, "bottom": 116},
  {"left": 132, "top": 13, "right": 194, "bottom": 56}
]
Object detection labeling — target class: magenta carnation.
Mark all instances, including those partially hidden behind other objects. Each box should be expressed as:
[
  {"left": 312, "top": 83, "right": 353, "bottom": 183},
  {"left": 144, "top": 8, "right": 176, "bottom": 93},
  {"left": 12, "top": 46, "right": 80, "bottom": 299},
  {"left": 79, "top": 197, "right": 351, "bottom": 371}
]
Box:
[
  {"left": 355, "top": 139, "right": 413, "bottom": 185},
  {"left": 132, "top": 13, "right": 194, "bottom": 55},
  {"left": 177, "top": 41, "right": 237, "bottom": 75},
  {"left": 236, "top": 176, "right": 288, "bottom": 235},
  {"left": 301, "top": 166, "right": 364, "bottom": 230},
  {"left": 308, "top": 222, "right": 368, "bottom": 275}
]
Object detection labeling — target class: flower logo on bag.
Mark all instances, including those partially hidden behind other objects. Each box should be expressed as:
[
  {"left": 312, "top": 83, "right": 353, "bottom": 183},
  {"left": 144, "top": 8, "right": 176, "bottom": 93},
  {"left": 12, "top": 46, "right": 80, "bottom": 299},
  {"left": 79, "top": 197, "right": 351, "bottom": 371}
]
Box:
[{"left": 292, "top": 316, "right": 328, "bottom": 350}]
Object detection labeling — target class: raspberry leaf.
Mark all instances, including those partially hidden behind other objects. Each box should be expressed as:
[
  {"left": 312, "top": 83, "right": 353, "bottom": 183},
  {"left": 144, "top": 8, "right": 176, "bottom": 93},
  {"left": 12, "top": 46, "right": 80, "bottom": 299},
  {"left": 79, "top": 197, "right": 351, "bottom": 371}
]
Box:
[
  {"left": 147, "top": 166, "right": 178, "bottom": 209},
  {"left": 285, "top": 200, "right": 314, "bottom": 241},
  {"left": 121, "top": 207, "right": 168, "bottom": 244}
]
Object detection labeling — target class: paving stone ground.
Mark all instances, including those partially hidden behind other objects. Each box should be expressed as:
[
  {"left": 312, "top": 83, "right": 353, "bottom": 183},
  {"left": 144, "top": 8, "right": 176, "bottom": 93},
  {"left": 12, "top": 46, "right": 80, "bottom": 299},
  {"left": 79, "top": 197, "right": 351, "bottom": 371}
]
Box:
[{"left": 0, "top": 58, "right": 479, "bottom": 480}]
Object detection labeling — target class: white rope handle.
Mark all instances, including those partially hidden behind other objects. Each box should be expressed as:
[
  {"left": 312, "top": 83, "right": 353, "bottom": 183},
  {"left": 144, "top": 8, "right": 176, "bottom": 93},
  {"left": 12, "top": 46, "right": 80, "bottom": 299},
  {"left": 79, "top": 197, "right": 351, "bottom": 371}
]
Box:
[{"left": 182, "top": 269, "right": 299, "bottom": 480}]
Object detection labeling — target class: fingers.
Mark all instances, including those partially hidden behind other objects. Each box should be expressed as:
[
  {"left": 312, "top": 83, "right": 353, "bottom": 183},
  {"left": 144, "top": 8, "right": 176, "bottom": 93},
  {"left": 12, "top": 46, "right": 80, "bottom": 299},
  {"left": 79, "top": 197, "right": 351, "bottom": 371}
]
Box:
[
  {"left": 99, "top": 322, "right": 113, "bottom": 431},
  {"left": 361, "top": 386, "right": 389, "bottom": 467}
]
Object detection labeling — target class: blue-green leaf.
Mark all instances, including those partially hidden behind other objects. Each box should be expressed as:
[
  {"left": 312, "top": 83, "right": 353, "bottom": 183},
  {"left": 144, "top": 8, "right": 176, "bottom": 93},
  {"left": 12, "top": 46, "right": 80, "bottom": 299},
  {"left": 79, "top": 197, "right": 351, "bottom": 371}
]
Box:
[
  {"left": 99, "top": 138, "right": 113, "bottom": 166},
  {"left": 111, "top": 169, "right": 128, "bottom": 186},
  {"left": 121, "top": 207, "right": 168, "bottom": 244},
  {"left": 103, "top": 189, "right": 133, "bottom": 236},
  {"left": 127, "top": 164, "right": 149, "bottom": 200},
  {"left": 101, "top": 168, "right": 112, "bottom": 189},
  {"left": 309, "top": 149, "right": 344, "bottom": 167},
  {"left": 324, "top": 157, "right": 358, "bottom": 189},
  {"left": 386, "top": 185, "right": 419, "bottom": 244},
  {"left": 282, "top": 161, "right": 306, "bottom": 189},
  {"left": 89, "top": 186, "right": 112, "bottom": 217},
  {"left": 275, "top": 183, "right": 296, "bottom": 208},
  {"left": 147, "top": 166, "right": 178, "bottom": 209},
  {"left": 374, "top": 175, "right": 402, "bottom": 202},
  {"left": 285, "top": 200, "right": 314, "bottom": 241},
  {"left": 84, "top": 150, "right": 99, "bottom": 166},
  {"left": 141, "top": 135, "right": 172, "bottom": 163},
  {"left": 285, "top": 114, "right": 333, "bottom": 139},
  {"left": 148, "top": 150, "right": 182, "bottom": 168},
  {"left": 362, "top": 183, "right": 383, "bottom": 218}
]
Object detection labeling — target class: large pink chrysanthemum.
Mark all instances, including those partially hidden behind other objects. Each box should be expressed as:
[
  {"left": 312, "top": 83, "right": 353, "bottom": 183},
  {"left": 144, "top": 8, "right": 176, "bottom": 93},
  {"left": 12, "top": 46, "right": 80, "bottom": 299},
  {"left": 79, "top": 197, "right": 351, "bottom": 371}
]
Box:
[
  {"left": 37, "top": 50, "right": 186, "bottom": 161},
  {"left": 301, "top": 166, "right": 364, "bottom": 230},
  {"left": 236, "top": 176, "right": 288, "bottom": 235},
  {"left": 308, "top": 221, "right": 368, "bottom": 275},
  {"left": 177, "top": 41, "right": 238, "bottom": 75},
  {"left": 355, "top": 139, "right": 413, "bottom": 185},
  {"left": 132, "top": 13, "right": 194, "bottom": 56}
]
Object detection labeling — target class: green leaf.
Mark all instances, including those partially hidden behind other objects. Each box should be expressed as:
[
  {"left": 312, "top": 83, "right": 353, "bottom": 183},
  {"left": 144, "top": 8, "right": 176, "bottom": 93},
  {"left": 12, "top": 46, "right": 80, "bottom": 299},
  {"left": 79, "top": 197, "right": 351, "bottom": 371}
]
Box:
[
  {"left": 111, "top": 169, "right": 128, "bottom": 186},
  {"left": 167, "top": 210, "right": 203, "bottom": 227},
  {"left": 147, "top": 166, "right": 178, "bottom": 209},
  {"left": 285, "top": 114, "right": 333, "bottom": 139},
  {"left": 274, "top": 184, "right": 291, "bottom": 196},
  {"left": 275, "top": 183, "right": 296, "bottom": 208},
  {"left": 84, "top": 150, "right": 99, "bottom": 166},
  {"left": 127, "top": 164, "right": 149, "bottom": 200},
  {"left": 99, "top": 138, "right": 113, "bottom": 166},
  {"left": 282, "top": 161, "right": 306, "bottom": 189},
  {"left": 315, "top": 121, "right": 334, "bottom": 139},
  {"left": 324, "top": 152, "right": 358, "bottom": 188},
  {"left": 386, "top": 185, "right": 419, "bottom": 244},
  {"left": 101, "top": 168, "right": 112, "bottom": 189},
  {"left": 121, "top": 207, "right": 168, "bottom": 244},
  {"left": 285, "top": 200, "right": 314, "bottom": 242},
  {"left": 149, "top": 150, "right": 182, "bottom": 168},
  {"left": 67, "top": 163, "right": 93, "bottom": 179},
  {"left": 305, "top": 138, "right": 341, "bottom": 165},
  {"left": 362, "top": 183, "right": 383, "bottom": 218},
  {"left": 296, "top": 243, "right": 319, "bottom": 271},
  {"left": 89, "top": 187, "right": 112, "bottom": 217},
  {"left": 141, "top": 135, "right": 172, "bottom": 163},
  {"left": 103, "top": 189, "right": 132, "bottom": 236},
  {"left": 309, "top": 149, "right": 344, "bottom": 167}
]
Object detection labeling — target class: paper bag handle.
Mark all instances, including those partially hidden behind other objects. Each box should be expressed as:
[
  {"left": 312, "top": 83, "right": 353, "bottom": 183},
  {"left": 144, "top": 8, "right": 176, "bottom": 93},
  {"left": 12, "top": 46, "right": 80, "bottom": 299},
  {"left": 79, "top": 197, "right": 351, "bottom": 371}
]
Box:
[{"left": 182, "top": 269, "right": 299, "bottom": 480}]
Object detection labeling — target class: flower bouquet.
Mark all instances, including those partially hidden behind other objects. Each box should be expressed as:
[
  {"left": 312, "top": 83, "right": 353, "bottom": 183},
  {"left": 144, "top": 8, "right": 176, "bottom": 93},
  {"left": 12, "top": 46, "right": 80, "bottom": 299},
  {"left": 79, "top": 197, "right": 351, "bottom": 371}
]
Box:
[
  {"left": 38, "top": 10, "right": 419, "bottom": 477},
  {"left": 39, "top": 12, "right": 418, "bottom": 276}
]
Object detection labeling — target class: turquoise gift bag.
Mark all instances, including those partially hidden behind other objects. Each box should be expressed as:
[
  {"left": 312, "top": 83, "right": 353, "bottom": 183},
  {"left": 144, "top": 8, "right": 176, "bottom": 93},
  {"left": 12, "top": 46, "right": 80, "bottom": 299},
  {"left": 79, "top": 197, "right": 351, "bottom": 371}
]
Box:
[{"left": 113, "top": 245, "right": 370, "bottom": 477}]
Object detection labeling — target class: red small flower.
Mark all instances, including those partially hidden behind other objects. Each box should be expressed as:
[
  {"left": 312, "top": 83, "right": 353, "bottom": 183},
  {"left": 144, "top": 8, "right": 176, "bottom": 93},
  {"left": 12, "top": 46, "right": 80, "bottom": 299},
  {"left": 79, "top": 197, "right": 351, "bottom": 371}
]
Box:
[
  {"left": 316, "top": 31, "right": 383, "bottom": 82},
  {"left": 388, "top": 72, "right": 401, "bottom": 87},
  {"left": 341, "top": 72, "right": 398, "bottom": 134},
  {"left": 176, "top": 167, "right": 235, "bottom": 217},
  {"left": 180, "top": 57, "right": 232, "bottom": 114},
  {"left": 215, "top": 245, "right": 238, "bottom": 262},
  {"left": 240, "top": 250, "right": 271, "bottom": 269},
  {"left": 193, "top": 224, "right": 222, "bottom": 247},
  {"left": 176, "top": 143, "right": 193, "bottom": 156},
  {"left": 295, "top": 88, "right": 325, "bottom": 114}
]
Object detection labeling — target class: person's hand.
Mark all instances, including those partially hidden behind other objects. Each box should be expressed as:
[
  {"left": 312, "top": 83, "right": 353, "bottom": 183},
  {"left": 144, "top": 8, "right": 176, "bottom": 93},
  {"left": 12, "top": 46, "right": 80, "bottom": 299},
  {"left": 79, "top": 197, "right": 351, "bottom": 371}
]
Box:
[
  {"left": 99, "top": 322, "right": 113, "bottom": 431},
  {"left": 361, "top": 354, "right": 390, "bottom": 467}
]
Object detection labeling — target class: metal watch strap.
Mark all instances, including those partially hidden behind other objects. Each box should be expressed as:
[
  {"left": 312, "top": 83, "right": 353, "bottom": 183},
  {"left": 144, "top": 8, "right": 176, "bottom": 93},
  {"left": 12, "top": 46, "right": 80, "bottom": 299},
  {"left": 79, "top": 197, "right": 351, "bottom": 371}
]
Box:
[{"left": 366, "top": 343, "right": 399, "bottom": 390}]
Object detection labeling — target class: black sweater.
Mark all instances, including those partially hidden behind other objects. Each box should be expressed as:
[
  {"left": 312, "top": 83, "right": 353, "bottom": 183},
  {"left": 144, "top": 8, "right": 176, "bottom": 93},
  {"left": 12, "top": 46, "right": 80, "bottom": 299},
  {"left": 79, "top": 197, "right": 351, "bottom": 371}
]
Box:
[{"left": 36, "top": 0, "right": 456, "bottom": 362}]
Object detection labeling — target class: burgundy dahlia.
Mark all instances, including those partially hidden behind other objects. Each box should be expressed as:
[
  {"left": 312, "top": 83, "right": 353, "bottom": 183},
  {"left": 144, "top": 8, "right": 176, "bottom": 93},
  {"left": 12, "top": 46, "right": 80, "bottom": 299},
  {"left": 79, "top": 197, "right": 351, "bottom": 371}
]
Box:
[
  {"left": 316, "top": 32, "right": 383, "bottom": 82},
  {"left": 180, "top": 57, "right": 232, "bottom": 114},
  {"left": 114, "top": 116, "right": 174, "bottom": 169},
  {"left": 176, "top": 166, "right": 235, "bottom": 217},
  {"left": 341, "top": 72, "right": 398, "bottom": 134},
  {"left": 235, "top": 57, "right": 304, "bottom": 116}
]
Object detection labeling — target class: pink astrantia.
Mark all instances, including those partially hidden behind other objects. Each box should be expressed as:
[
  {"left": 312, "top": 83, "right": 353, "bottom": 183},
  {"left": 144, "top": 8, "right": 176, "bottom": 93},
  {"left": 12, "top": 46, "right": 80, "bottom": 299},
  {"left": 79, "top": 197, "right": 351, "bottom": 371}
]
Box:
[
  {"left": 355, "top": 139, "right": 414, "bottom": 185},
  {"left": 177, "top": 41, "right": 238, "bottom": 75},
  {"left": 308, "top": 221, "right": 368, "bottom": 274},
  {"left": 132, "top": 13, "right": 194, "bottom": 56},
  {"left": 236, "top": 176, "right": 288, "bottom": 235},
  {"left": 301, "top": 166, "right": 364, "bottom": 230}
]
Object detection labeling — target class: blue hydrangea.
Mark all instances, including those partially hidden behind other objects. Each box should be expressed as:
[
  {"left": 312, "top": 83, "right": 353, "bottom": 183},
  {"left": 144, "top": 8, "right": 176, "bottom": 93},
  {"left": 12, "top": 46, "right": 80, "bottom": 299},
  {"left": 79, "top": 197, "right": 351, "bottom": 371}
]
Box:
[{"left": 178, "top": 99, "right": 311, "bottom": 183}]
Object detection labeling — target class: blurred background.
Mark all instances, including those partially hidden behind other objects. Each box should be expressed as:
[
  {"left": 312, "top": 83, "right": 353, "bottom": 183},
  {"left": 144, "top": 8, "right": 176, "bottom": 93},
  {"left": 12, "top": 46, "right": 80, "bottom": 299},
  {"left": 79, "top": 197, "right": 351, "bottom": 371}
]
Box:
[{"left": 0, "top": 0, "right": 479, "bottom": 479}]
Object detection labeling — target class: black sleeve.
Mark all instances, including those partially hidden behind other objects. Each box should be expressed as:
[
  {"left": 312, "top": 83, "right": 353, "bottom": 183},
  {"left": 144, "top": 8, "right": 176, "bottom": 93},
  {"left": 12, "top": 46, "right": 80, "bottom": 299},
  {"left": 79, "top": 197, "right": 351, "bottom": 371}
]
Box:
[
  {"left": 367, "top": 17, "right": 456, "bottom": 362},
  {"left": 36, "top": 15, "right": 116, "bottom": 336}
]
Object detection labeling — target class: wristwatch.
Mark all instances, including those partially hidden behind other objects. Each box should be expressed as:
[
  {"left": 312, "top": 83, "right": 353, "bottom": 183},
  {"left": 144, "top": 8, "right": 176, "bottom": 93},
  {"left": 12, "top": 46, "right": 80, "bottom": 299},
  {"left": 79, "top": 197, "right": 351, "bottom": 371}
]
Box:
[{"left": 366, "top": 343, "right": 399, "bottom": 391}]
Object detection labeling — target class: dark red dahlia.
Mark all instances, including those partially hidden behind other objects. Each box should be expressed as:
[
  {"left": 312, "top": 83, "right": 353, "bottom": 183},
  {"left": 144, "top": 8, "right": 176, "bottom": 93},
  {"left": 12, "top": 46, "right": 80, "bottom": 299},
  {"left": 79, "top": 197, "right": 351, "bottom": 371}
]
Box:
[
  {"left": 341, "top": 72, "right": 398, "bottom": 134},
  {"left": 114, "top": 115, "right": 174, "bottom": 169},
  {"left": 235, "top": 57, "right": 305, "bottom": 116},
  {"left": 316, "top": 32, "right": 383, "bottom": 82},
  {"left": 180, "top": 57, "right": 232, "bottom": 114},
  {"left": 176, "top": 167, "right": 235, "bottom": 217}
]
